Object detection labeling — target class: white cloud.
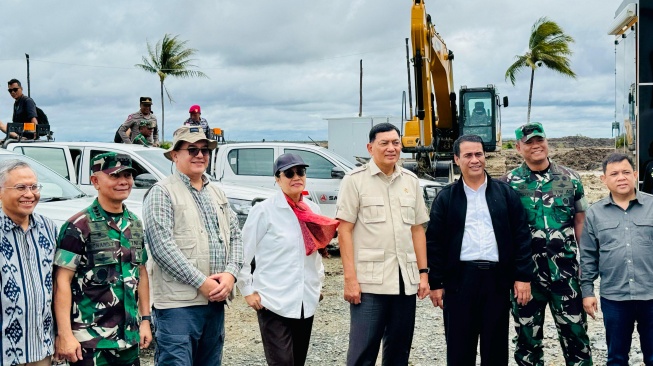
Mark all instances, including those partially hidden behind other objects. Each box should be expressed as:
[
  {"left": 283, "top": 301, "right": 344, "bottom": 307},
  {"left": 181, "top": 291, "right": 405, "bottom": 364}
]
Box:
[{"left": 0, "top": 0, "right": 619, "bottom": 142}]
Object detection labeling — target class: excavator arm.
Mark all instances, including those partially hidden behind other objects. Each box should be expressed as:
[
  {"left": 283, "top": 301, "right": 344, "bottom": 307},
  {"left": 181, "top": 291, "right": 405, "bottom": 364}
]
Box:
[{"left": 402, "top": 0, "right": 457, "bottom": 152}]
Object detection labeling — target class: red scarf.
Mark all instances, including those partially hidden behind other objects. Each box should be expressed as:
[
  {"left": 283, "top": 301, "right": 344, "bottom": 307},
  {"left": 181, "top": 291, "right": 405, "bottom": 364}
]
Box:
[{"left": 285, "top": 194, "right": 339, "bottom": 256}]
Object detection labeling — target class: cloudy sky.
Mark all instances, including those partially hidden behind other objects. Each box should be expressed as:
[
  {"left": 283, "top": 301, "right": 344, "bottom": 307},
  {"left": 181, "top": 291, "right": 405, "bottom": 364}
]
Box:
[{"left": 0, "top": 0, "right": 620, "bottom": 142}]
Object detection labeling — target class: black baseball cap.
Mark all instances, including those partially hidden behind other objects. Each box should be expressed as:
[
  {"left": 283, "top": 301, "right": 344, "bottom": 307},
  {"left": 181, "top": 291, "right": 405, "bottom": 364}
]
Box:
[{"left": 273, "top": 153, "right": 309, "bottom": 175}]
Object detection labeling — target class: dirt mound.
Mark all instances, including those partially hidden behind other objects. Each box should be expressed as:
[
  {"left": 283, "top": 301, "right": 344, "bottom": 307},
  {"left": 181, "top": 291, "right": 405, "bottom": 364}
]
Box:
[
  {"left": 503, "top": 147, "right": 617, "bottom": 173},
  {"left": 547, "top": 136, "right": 615, "bottom": 148}
]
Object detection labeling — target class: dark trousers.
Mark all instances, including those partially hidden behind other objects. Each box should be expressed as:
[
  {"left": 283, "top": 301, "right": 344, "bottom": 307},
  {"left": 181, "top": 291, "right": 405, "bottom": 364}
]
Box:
[
  {"left": 346, "top": 292, "right": 417, "bottom": 366},
  {"left": 257, "top": 308, "right": 314, "bottom": 366},
  {"left": 601, "top": 297, "right": 653, "bottom": 366},
  {"left": 153, "top": 302, "right": 225, "bottom": 366},
  {"left": 444, "top": 262, "right": 510, "bottom": 366}
]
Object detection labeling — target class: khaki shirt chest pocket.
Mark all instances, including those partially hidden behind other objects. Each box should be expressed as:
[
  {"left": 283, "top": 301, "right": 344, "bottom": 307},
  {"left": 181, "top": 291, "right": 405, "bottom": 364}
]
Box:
[
  {"left": 400, "top": 198, "right": 416, "bottom": 225},
  {"left": 361, "top": 196, "right": 386, "bottom": 224},
  {"left": 356, "top": 249, "right": 385, "bottom": 284}
]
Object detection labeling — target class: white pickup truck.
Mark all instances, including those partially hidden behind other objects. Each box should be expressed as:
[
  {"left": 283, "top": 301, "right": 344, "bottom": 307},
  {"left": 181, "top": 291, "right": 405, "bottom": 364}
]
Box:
[
  {"left": 5, "top": 141, "right": 275, "bottom": 227},
  {"left": 209, "top": 142, "right": 444, "bottom": 217}
]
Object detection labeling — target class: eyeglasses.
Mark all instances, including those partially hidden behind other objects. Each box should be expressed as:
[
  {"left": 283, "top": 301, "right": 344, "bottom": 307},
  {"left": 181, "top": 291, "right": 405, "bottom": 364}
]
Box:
[
  {"left": 522, "top": 125, "right": 543, "bottom": 136},
  {"left": 3, "top": 183, "right": 42, "bottom": 193},
  {"left": 281, "top": 167, "right": 306, "bottom": 179},
  {"left": 7, "top": 88, "right": 19, "bottom": 93},
  {"left": 178, "top": 147, "right": 211, "bottom": 157}
]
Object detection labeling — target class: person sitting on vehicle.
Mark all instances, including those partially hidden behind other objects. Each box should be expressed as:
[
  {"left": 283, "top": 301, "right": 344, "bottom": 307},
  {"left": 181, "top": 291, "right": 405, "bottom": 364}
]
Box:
[
  {"left": 132, "top": 120, "right": 155, "bottom": 146},
  {"left": 469, "top": 101, "right": 488, "bottom": 126},
  {"left": 0, "top": 79, "right": 39, "bottom": 139}
]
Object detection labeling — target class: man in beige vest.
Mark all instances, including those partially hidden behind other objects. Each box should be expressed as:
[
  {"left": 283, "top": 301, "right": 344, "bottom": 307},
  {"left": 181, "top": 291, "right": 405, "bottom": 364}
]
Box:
[
  {"left": 143, "top": 126, "right": 243, "bottom": 366},
  {"left": 336, "top": 123, "right": 430, "bottom": 365}
]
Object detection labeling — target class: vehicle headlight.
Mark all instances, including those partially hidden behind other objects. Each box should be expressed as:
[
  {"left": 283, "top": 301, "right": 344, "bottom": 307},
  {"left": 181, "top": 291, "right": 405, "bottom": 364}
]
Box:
[{"left": 228, "top": 198, "right": 254, "bottom": 216}]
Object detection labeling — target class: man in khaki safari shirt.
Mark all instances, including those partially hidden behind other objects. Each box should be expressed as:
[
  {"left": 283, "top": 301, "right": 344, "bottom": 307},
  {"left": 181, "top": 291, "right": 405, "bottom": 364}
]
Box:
[{"left": 336, "top": 122, "right": 430, "bottom": 366}]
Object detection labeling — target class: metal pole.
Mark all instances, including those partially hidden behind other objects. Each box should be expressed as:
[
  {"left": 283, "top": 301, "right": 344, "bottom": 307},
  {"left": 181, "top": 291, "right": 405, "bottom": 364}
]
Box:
[
  {"left": 25, "top": 54, "right": 30, "bottom": 97},
  {"left": 359, "top": 59, "right": 363, "bottom": 117}
]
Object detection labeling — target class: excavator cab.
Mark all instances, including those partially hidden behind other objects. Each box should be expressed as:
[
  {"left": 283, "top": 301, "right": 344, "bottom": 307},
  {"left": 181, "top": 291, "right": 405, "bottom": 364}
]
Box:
[{"left": 459, "top": 85, "right": 507, "bottom": 152}]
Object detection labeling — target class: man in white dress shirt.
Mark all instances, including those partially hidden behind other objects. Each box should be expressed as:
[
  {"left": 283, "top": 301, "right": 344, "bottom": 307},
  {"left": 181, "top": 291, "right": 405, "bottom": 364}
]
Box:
[{"left": 426, "top": 134, "right": 535, "bottom": 365}]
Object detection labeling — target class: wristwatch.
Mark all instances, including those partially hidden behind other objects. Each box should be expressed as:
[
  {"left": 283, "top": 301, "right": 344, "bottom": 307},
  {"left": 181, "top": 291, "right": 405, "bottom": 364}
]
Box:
[
  {"left": 419, "top": 267, "right": 430, "bottom": 274},
  {"left": 141, "top": 315, "right": 152, "bottom": 322}
]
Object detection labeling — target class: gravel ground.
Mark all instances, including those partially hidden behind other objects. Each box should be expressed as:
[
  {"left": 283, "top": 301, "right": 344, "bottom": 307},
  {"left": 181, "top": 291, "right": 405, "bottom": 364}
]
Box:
[{"left": 142, "top": 256, "right": 646, "bottom": 365}]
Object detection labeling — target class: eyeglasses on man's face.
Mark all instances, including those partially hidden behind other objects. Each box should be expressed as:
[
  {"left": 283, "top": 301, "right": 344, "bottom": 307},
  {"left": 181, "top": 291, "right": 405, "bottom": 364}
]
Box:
[
  {"left": 281, "top": 167, "right": 306, "bottom": 179},
  {"left": 3, "top": 183, "right": 42, "bottom": 193},
  {"left": 178, "top": 146, "right": 211, "bottom": 157},
  {"left": 7, "top": 88, "right": 20, "bottom": 93}
]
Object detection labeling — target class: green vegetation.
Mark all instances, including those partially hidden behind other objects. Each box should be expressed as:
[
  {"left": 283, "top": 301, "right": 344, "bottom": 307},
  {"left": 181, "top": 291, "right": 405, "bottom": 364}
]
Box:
[
  {"left": 615, "top": 133, "right": 627, "bottom": 148},
  {"left": 159, "top": 141, "right": 172, "bottom": 150},
  {"left": 502, "top": 141, "right": 514, "bottom": 149},
  {"left": 505, "top": 17, "right": 576, "bottom": 123},
  {"left": 135, "top": 34, "right": 208, "bottom": 141}
]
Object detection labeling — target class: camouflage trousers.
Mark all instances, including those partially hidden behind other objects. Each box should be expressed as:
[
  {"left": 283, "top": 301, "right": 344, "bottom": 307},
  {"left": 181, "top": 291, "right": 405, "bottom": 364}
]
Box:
[
  {"left": 511, "top": 277, "right": 592, "bottom": 366},
  {"left": 70, "top": 346, "right": 139, "bottom": 366}
]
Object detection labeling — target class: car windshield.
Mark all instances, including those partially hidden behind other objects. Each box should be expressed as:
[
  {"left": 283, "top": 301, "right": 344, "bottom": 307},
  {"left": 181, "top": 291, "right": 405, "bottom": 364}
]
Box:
[
  {"left": 0, "top": 154, "right": 85, "bottom": 200},
  {"left": 323, "top": 149, "right": 356, "bottom": 171},
  {"left": 135, "top": 149, "right": 175, "bottom": 176}
]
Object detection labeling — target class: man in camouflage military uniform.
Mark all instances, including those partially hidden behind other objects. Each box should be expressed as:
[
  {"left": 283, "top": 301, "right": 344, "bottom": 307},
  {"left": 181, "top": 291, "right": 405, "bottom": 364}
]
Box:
[
  {"left": 500, "top": 122, "right": 592, "bottom": 365},
  {"left": 132, "top": 120, "right": 155, "bottom": 146},
  {"left": 53, "top": 152, "right": 152, "bottom": 366},
  {"left": 117, "top": 97, "right": 159, "bottom": 146}
]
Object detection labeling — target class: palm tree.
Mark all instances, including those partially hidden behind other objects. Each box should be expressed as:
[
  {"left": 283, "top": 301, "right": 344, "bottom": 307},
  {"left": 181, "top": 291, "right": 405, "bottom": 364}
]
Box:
[
  {"left": 505, "top": 17, "right": 576, "bottom": 123},
  {"left": 135, "top": 34, "right": 208, "bottom": 141}
]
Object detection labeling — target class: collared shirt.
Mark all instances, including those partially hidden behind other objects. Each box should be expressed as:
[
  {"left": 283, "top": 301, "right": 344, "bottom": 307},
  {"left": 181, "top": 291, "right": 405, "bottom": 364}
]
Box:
[
  {"left": 336, "top": 160, "right": 429, "bottom": 295},
  {"left": 237, "top": 191, "right": 324, "bottom": 319},
  {"left": 12, "top": 95, "right": 37, "bottom": 123},
  {"left": 0, "top": 212, "right": 58, "bottom": 365},
  {"left": 501, "top": 159, "right": 588, "bottom": 284},
  {"left": 580, "top": 191, "right": 653, "bottom": 301},
  {"left": 144, "top": 172, "right": 243, "bottom": 288},
  {"left": 54, "top": 199, "right": 146, "bottom": 349},
  {"left": 183, "top": 117, "right": 211, "bottom": 138},
  {"left": 460, "top": 175, "right": 499, "bottom": 262}
]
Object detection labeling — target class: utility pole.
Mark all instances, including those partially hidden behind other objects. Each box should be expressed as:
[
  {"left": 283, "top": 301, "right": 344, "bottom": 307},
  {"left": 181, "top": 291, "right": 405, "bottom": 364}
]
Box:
[
  {"left": 358, "top": 59, "right": 363, "bottom": 117},
  {"left": 25, "top": 54, "right": 31, "bottom": 97}
]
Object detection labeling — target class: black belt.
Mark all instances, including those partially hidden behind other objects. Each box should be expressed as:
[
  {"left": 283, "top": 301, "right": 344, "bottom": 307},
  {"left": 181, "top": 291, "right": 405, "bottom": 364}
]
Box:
[{"left": 462, "top": 260, "right": 498, "bottom": 270}]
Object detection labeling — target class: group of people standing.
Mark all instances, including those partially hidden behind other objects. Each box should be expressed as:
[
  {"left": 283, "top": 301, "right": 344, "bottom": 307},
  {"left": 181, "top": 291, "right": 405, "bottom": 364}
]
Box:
[
  {"left": 114, "top": 97, "right": 213, "bottom": 147},
  {"left": 0, "top": 118, "right": 650, "bottom": 366},
  {"left": 337, "top": 122, "right": 652, "bottom": 366}
]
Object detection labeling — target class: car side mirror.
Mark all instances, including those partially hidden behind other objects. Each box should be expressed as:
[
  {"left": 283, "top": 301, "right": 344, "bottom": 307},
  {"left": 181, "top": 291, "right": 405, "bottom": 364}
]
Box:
[
  {"left": 331, "top": 166, "right": 346, "bottom": 179},
  {"left": 134, "top": 173, "right": 157, "bottom": 188}
]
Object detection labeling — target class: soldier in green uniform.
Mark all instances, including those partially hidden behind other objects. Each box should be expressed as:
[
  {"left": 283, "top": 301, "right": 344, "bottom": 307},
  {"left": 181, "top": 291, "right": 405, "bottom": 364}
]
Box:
[
  {"left": 132, "top": 120, "right": 154, "bottom": 146},
  {"left": 53, "top": 152, "right": 152, "bottom": 366},
  {"left": 500, "top": 122, "right": 592, "bottom": 366}
]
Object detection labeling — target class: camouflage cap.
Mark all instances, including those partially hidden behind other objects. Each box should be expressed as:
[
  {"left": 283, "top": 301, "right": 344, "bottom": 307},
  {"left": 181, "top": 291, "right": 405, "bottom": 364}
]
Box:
[
  {"left": 164, "top": 126, "right": 217, "bottom": 161},
  {"left": 91, "top": 152, "right": 136, "bottom": 175},
  {"left": 139, "top": 119, "right": 155, "bottom": 128},
  {"left": 515, "top": 122, "right": 546, "bottom": 142}
]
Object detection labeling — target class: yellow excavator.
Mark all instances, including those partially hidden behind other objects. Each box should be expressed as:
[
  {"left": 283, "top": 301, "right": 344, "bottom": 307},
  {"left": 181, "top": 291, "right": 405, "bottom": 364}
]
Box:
[{"left": 402, "top": 0, "right": 508, "bottom": 181}]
